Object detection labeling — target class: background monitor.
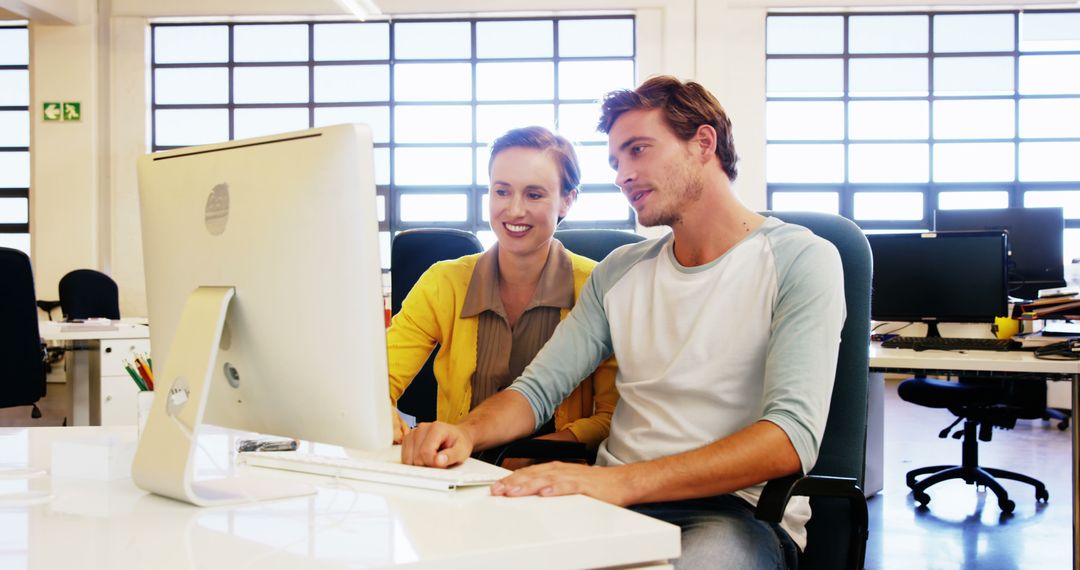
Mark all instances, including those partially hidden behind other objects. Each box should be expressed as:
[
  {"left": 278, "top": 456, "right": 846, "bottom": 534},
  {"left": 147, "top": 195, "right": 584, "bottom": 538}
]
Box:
[
  {"left": 868, "top": 231, "right": 1008, "bottom": 337},
  {"left": 138, "top": 124, "right": 391, "bottom": 452},
  {"left": 934, "top": 207, "right": 1065, "bottom": 299}
]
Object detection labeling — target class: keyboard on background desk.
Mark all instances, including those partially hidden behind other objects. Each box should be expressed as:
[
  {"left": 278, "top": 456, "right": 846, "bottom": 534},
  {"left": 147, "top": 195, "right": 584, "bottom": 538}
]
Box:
[
  {"left": 881, "top": 336, "right": 1019, "bottom": 352},
  {"left": 240, "top": 449, "right": 509, "bottom": 492}
]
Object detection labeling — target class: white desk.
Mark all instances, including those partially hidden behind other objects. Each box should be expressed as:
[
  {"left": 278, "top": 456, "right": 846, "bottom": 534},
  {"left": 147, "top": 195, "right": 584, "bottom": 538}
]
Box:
[
  {"left": 0, "top": 426, "right": 680, "bottom": 569},
  {"left": 38, "top": 320, "right": 151, "bottom": 426},
  {"left": 869, "top": 343, "right": 1080, "bottom": 567}
]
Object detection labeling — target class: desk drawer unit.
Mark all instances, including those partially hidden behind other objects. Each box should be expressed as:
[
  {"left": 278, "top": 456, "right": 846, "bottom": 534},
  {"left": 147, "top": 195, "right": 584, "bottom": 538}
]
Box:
[{"left": 89, "top": 338, "right": 152, "bottom": 425}]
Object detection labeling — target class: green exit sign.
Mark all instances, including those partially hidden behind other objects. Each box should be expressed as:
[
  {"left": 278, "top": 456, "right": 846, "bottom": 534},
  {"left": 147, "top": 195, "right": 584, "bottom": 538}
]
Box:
[{"left": 43, "top": 101, "right": 82, "bottom": 122}]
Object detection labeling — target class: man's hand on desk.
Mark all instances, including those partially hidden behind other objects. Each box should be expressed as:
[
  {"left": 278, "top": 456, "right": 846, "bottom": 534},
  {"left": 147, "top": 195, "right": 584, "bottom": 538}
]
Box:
[
  {"left": 400, "top": 421, "right": 475, "bottom": 467},
  {"left": 491, "top": 462, "right": 633, "bottom": 506}
]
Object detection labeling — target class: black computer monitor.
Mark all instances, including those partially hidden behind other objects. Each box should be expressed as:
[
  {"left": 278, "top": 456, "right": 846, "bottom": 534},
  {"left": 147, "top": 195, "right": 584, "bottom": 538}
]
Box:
[
  {"left": 868, "top": 231, "right": 1009, "bottom": 337},
  {"left": 934, "top": 207, "right": 1065, "bottom": 299}
]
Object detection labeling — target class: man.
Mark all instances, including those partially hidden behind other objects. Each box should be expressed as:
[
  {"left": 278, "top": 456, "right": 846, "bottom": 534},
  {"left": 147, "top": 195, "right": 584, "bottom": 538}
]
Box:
[{"left": 401, "top": 75, "right": 845, "bottom": 569}]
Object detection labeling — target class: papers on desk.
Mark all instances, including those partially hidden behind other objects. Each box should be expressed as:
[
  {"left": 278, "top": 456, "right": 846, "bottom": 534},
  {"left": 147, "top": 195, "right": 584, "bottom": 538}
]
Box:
[
  {"left": 60, "top": 319, "right": 118, "bottom": 333},
  {"left": 1044, "top": 321, "right": 1080, "bottom": 336},
  {"left": 1014, "top": 331, "right": 1080, "bottom": 349},
  {"left": 1018, "top": 295, "right": 1080, "bottom": 320}
]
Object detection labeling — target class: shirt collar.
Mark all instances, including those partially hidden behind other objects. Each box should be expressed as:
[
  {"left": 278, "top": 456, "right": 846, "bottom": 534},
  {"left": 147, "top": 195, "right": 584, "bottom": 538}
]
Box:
[{"left": 461, "top": 240, "right": 575, "bottom": 318}]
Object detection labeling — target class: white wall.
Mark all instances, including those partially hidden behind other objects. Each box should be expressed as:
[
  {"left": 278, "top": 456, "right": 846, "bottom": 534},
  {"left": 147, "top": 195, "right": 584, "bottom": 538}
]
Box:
[
  {"left": 27, "top": 0, "right": 100, "bottom": 305},
  {"left": 16, "top": 0, "right": 1075, "bottom": 315}
]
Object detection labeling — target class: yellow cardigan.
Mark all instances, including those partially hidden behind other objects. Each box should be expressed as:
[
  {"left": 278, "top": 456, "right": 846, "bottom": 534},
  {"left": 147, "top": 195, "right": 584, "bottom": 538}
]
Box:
[{"left": 387, "top": 251, "right": 618, "bottom": 449}]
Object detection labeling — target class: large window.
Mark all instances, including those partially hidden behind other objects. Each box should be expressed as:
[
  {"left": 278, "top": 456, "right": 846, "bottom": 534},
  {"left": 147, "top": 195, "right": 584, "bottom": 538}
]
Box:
[
  {"left": 765, "top": 10, "right": 1080, "bottom": 263},
  {"left": 0, "top": 23, "right": 30, "bottom": 256},
  {"left": 150, "top": 16, "right": 637, "bottom": 267}
]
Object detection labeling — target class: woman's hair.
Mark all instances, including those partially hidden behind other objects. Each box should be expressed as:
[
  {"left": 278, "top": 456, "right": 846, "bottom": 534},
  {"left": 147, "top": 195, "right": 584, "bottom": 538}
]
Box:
[
  {"left": 597, "top": 75, "right": 739, "bottom": 182},
  {"left": 488, "top": 126, "right": 581, "bottom": 196}
]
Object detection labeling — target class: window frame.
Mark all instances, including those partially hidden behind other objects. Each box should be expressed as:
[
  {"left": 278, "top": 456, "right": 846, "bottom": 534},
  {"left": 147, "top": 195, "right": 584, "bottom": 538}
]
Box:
[
  {"left": 0, "top": 23, "right": 30, "bottom": 243},
  {"left": 765, "top": 9, "right": 1080, "bottom": 239},
  {"left": 149, "top": 16, "right": 638, "bottom": 247}
]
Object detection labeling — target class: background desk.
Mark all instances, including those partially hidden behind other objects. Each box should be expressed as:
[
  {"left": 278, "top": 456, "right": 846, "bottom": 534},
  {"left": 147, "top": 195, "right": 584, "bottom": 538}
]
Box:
[
  {"left": 869, "top": 343, "right": 1080, "bottom": 567},
  {"left": 38, "top": 321, "right": 151, "bottom": 426},
  {"left": 0, "top": 426, "right": 679, "bottom": 569}
]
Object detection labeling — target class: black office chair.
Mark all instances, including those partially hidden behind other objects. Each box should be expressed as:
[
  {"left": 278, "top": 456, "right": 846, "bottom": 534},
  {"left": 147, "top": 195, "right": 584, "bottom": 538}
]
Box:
[
  {"left": 0, "top": 248, "right": 47, "bottom": 419},
  {"left": 36, "top": 300, "right": 62, "bottom": 320},
  {"left": 897, "top": 374, "right": 1051, "bottom": 513},
  {"left": 391, "top": 229, "right": 486, "bottom": 423},
  {"left": 391, "top": 228, "right": 640, "bottom": 466},
  {"left": 553, "top": 229, "right": 645, "bottom": 262},
  {"left": 58, "top": 269, "right": 120, "bottom": 320},
  {"left": 754, "top": 211, "right": 872, "bottom": 570},
  {"left": 484, "top": 229, "right": 645, "bottom": 466}
]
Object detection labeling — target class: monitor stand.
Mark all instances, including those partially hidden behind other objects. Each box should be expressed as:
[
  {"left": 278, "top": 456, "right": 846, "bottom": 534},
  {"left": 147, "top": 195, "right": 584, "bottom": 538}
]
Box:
[
  {"left": 924, "top": 322, "right": 943, "bottom": 338},
  {"left": 131, "top": 287, "right": 315, "bottom": 506}
]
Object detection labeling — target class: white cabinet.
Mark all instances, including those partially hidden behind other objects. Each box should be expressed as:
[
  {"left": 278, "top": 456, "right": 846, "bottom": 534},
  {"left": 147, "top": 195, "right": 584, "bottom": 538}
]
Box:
[{"left": 89, "top": 338, "right": 151, "bottom": 425}]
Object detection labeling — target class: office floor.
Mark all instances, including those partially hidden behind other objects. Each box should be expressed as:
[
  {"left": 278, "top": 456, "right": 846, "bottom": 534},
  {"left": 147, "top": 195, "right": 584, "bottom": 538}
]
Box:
[
  {"left": 866, "top": 377, "right": 1073, "bottom": 570},
  {"left": 0, "top": 369, "right": 1073, "bottom": 568},
  {"left": 0, "top": 363, "right": 69, "bottom": 427}
]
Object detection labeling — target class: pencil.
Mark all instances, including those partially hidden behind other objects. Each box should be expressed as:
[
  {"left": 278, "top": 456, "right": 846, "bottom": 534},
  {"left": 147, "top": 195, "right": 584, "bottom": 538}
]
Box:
[
  {"left": 135, "top": 355, "right": 155, "bottom": 390},
  {"left": 123, "top": 360, "right": 148, "bottom": 391}
]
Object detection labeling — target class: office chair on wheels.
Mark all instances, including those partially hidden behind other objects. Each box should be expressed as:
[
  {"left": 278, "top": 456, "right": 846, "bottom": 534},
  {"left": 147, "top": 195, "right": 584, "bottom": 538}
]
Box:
[
  {"left": 0, "top": 248, "right": 48, "bottom": 419},
  {"left": 753, "top": 211, "right": 872, "bottom": 570},
  {"left": 553, "top": 229, "right": 645, "bottom": 262},
  {"left": 897, "top": 374, "right": 1051, "bottom": 514},
  {"left": 480, "top": 229, "right": 645, "bottom": 466},
  {"left": 389, "top": 229, "right": 579, "bottom": 464},
  {"left": 1041, "top": 400, "right": 1070, "bottom": 431},
  {"left": 390, "top": 228, "right": 643, "bottom": 466},
  {"left": 390, "top": 229, "right": 486, "bottom": 424},
  {"left": 58, "top": 269, "right": 121, "bottom": 320}
]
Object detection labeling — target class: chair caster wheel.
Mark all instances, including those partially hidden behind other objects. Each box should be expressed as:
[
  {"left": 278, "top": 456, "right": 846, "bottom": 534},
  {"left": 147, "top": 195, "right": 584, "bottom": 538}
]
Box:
[
  {"left": 914, "top": 492, "right": 931, "bottom": 507},
  {"left": 1036, "top": 488, "right": 1049, "bottom": 502},
  {"left": 999, "top": 499, "right": 1015, "bottom": 514},
  {"left": 1058, "top": 419, "right": 1069, "bottom": 431}
]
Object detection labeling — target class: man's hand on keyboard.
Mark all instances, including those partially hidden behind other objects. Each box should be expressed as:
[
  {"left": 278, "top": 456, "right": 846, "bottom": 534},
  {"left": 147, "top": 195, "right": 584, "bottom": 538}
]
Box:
[
  {"left": 491, "top": 462, "right": 631, "bottom": 506},
  {"left": 401, "top": 421, "right": 474, "bottom": 468},
  {"left": 392, "top": 410, "right": 409, "bottom": 444}
]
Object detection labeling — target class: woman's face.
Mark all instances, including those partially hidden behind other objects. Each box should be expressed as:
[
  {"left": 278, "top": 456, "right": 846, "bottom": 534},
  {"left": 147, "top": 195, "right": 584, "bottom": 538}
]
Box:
[{"left": 488, "top": 147, "right": 575, "bottom": 259}]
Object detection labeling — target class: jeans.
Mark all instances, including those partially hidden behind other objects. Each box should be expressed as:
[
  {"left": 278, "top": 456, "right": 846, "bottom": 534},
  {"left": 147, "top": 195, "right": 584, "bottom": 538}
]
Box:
[{"left": 631, "top": 494, "right": 799, "bottom": 570}]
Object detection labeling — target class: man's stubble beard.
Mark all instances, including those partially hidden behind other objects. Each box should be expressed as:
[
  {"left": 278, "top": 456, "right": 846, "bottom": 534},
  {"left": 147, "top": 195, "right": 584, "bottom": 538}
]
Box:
[{"left": 642, "top": 153, "right": 705, "bottom": 229}]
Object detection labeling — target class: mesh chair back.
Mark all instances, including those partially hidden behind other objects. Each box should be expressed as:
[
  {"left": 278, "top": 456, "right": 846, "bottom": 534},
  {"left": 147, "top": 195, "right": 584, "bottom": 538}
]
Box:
[
  {"left": 0, "top": 247, "right": 47, "bottom": 408},
  {"left": 59, "top": 269, "right": 120, "bottom": 320},
  {"left": 554, "top": 229, "right": 645, "bottom": 262},
  {"left": 390, "top": 229, "right": 484, "bottom": 422}
]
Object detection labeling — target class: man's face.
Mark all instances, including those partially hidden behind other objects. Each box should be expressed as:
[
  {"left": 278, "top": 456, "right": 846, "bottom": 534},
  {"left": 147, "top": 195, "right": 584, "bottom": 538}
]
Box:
[{"left": 607, "top": 109, "right": 704, "bottom": 228}]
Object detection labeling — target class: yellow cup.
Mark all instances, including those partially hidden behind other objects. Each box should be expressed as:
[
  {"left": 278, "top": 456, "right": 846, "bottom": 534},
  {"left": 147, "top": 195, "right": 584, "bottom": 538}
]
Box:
[{"left": 994, "top": 316, "right": 1020, "bottom": 340}]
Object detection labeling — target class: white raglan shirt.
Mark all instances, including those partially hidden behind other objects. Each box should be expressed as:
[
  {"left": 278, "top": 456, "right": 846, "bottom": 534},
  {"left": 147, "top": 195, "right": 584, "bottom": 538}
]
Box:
[{"left": 508, "top": 217, "right": 846, "bottom": 549}]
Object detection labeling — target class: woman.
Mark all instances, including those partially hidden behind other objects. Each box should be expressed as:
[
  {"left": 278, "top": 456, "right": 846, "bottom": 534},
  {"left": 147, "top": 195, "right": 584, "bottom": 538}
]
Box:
[{"left": 386, "top": 126, "right": 617, "bottom": 456}]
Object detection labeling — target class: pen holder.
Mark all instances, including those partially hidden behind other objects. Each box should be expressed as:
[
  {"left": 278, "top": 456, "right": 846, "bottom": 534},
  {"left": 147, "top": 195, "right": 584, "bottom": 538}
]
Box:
[{"left": 136, "top": 391, "right": 155, "bottom": 439}]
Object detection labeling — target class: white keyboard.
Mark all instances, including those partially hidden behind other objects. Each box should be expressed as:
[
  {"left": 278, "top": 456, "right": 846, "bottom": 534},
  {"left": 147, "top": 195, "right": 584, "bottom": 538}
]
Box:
[{"left": 239, "top": 449, "right": 509, "bottom": 492}]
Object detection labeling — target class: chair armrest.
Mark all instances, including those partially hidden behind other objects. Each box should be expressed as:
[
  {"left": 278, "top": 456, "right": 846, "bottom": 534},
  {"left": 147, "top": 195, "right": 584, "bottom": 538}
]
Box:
[
  {"left": 480, "top": 438, "right": 590, "bottom": 466},
  {"left": 755, "top": 474, "right": 869, "bottom": 570},
  {"left": 756, "top": 474, "right": 865, "bottom": 523}
]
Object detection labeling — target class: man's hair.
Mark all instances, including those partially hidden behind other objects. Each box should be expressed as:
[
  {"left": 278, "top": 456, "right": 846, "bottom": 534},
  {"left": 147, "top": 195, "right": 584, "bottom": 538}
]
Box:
[
  {"left": 597, "top": 75, "right": 739, "bottom": 181},
  {"left": 488, "top": 126, "right": 581, "bottom": 196}
]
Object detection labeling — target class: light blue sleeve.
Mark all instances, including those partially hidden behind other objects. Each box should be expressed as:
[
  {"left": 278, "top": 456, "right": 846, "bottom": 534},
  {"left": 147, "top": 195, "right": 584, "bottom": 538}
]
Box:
[
  {"left": 760, "top": 227, "right": 847, "bottom": 475},
  {"left": 506, "top": 270, "right": 613, "bottom": 429},
  {"left": 507, "top": 238, "right": 666, "bottom": 429}
]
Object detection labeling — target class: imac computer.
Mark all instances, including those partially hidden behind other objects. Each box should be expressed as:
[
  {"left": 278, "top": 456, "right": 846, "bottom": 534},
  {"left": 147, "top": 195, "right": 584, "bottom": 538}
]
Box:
[
  {"left": 132, "top": 124, "right": 391, "bottom": 505},
  {"left": 868, "top": 231, "right": 1009, "bottom": 338},
  {"left": 934, "top": 207, "right": 1066, "bottom": 299}
]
